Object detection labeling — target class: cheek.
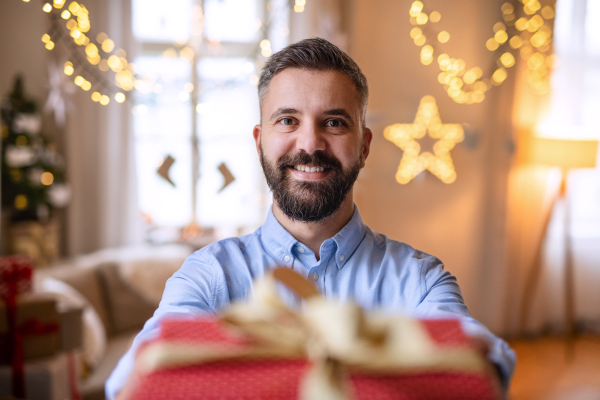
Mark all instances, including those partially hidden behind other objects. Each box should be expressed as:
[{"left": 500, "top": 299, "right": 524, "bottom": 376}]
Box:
[
  {"left": 262, "top": 135, "right": 294, "bottom": 160},
  {"left": 336, "top": 140, "right": 363, "bottom": 162}
]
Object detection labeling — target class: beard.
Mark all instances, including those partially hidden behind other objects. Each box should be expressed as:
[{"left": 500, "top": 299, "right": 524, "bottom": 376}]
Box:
[{"left": 260, "top": 146, "right": 362, "bottom": 222}]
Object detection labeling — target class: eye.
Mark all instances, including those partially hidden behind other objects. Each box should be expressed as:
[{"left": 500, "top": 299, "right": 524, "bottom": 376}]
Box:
[
  {"left": 325, "top": 119, "right": 345, "bottom": 127},
  {"left": 279, "top": 118, "right": 295, "bottom": 126}
]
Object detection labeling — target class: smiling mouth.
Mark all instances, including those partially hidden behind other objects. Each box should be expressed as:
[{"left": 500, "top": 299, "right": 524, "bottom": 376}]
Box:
[{"left": 293, "top": 165, "right": 326, "bottom": 173}]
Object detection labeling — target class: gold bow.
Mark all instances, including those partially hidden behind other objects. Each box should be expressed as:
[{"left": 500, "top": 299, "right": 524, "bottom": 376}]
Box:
[{"left": 137, "top": 268, "right": 491, "bottom": 400}]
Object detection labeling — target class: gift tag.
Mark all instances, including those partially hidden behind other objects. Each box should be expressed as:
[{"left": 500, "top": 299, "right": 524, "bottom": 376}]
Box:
[{"left": 273, "top": 267, "right": 320, "bottom": 300}]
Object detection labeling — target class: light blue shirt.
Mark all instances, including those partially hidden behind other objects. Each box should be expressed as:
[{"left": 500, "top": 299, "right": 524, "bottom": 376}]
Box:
[{"left": 106, "top": 206, "right": 515, "bottom": 398}]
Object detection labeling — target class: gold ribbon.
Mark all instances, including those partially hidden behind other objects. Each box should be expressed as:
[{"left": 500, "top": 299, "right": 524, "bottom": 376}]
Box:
[{"left": 138, "top": 268, "right": 491, "bottom": 400}]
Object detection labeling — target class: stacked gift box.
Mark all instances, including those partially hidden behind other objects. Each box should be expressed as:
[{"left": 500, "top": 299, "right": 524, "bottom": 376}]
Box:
[{"left": 0, "top": 256, "right": 83, "bottom": 400}]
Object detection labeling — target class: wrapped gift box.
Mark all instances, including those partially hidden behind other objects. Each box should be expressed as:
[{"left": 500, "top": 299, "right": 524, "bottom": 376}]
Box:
[
  {"left": 57, "top": 305, "right": 83, "bottom": 352},
  {"left": 0, "top": 352, "right": 72, "bottom": 400},
  {"left": 0, "top": 294, "right": 59, "bottom": 363},
  {"left": 128, "top": 318, "right": 501, "bottom": 400}
]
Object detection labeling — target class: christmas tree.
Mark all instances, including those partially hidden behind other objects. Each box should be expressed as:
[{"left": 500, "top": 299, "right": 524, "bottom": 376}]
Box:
[{"left": 1, "top": 76, "right": 69, "bottom": 222}]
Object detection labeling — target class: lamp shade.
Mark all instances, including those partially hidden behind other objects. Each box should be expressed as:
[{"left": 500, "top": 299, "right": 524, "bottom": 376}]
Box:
[{"left": 527, "top": 136, "right": 598, "bottom": 170}]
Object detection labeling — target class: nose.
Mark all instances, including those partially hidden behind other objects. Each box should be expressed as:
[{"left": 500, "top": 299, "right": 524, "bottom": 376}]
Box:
[{"left": 296, "top": 121, "right": 326, "bottom": 154}]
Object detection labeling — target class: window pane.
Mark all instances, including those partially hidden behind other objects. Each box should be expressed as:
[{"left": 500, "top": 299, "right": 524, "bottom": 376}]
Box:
[
  {"left": 571, "top": 170, "right": 600, "bottom": 238},
  {"left": 204, "top": 0, "right": 259, "bottom": 42},
  {"left": 133, "top": 57, "right": 193, "bottom": 139},
  {"left": 196, "top": 57, "right": 267, "bottom": 227},
  {"left": 197, "top": 141, "right": 268, "bottom": 227},
  {"left": 136, "top": 138, "right": 193, "bottom": 227},
  {"left": 581, "top": 70, "right": 600, "bottom": 127},
  {"left": 132, "top": 0, "right": 193, "bottom": 43},
  {"left": 197, "top": 58, "right": 258, "bottom": 139},
  {"left": 133, "top": 56, "right": 193, "bottom": 226},
  {"left": 586, "top": 0, "right": 600, "bottom": 55}
]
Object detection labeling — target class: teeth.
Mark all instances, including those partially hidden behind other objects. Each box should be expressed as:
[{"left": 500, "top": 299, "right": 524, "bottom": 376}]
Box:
[{"left": 294, "top": 165, "right": 324, "bottom": 172}]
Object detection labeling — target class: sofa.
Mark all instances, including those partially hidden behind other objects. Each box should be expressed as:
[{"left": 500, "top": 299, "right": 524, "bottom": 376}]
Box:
[{"left": 35, "top": 244, "right": 194, "bottom": 400}]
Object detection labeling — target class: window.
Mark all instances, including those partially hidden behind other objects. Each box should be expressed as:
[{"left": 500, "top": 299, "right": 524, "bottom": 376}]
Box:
[
  {"left": 543, "top": 0, "right": 600, "bottom": 327},
  {"left": 548, "top": 0, "right": 600, "bottom": 236},
  {"left": 131, "top": 0, "right": 290, "bottom": 241},
  {"left": 548, "top": 0, "right": 600, "bottom": 128}
]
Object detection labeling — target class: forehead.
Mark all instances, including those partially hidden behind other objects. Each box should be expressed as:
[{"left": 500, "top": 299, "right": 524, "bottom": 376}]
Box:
[{"left": 261, "top": 68, "right": 360, "bottom": 117}]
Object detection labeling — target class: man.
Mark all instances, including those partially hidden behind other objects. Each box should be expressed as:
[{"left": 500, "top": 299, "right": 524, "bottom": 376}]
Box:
[{"left": 106, "top": 38, "right": 515, "bottom": 399}]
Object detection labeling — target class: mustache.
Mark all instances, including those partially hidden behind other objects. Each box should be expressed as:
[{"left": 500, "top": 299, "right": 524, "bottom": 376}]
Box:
[{"left": 277, "top": 151, "right": 342, "bottom": 171}]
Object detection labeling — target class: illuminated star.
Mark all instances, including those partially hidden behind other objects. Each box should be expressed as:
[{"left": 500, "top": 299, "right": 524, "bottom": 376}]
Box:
[{"left": 384, "top": 96, "right": 464, "bottom": 184}]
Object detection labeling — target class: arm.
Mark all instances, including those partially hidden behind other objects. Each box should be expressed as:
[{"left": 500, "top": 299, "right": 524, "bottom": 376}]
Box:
[
  {"left": 105, "top": 254, "right": 217, "bottom": 399},
  {"left": 414, "top": 256, "right": 516, "bottom": 391}
]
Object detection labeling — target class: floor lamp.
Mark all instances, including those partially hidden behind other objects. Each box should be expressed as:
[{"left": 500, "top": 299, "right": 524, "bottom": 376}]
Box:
[{"left": 519, "top": 135, "right": 598, "bottom": 356}]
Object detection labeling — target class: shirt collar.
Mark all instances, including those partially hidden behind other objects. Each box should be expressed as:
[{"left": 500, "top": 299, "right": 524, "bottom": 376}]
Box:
[
  {"left": 331, "top": 205, "right": 367, "bottom": 269},
  {"left": 260, "top": 207, "right": 300, "bottom": 265},
  {"left": 260, "top": 205, "right": 367, "bottom": 269}
]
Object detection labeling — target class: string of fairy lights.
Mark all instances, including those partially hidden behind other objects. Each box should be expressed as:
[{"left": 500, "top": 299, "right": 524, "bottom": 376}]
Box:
[
  {"left": 409, "top": 0, "right": 556, "bottom": 104},
  {"left": 27, "top": 0, "right": 308, "bottom": 109},
  {"left": 29, "top": 0, "right": 136, "bottom": 106}
]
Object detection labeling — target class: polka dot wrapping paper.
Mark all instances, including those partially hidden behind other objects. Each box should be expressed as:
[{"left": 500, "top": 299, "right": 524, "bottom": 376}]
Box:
[{"left": 129, "top": 318, "right": 501, "bottom": 400}]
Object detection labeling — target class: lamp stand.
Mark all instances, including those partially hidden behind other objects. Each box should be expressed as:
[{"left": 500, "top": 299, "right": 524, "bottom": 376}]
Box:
[
  {"left": 563, "top": 173, "right": 576, "bottom": 360},
  {"left": 519, "top": 170, "right": 577, "bottom": 360}
]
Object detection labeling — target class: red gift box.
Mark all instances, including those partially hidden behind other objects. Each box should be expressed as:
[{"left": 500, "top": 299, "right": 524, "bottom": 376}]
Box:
[{"left": 128, "top": 317, "right": 501, "bottom": 400}]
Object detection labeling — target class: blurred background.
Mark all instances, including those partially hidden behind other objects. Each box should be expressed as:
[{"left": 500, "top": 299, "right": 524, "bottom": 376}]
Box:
[{"left": 1, "top": 0, "right": 599, "bottom": 399}]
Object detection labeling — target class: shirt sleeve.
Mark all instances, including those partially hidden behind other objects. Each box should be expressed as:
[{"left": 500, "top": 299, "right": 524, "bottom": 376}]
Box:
[
  {"left": 104, "top": 253, "right": 216, "bottom": 399},
  {"left": 413, "top": 256, "right": 516, "bottom": 392}
]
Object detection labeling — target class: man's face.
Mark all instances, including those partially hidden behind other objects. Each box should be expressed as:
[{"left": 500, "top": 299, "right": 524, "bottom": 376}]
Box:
[{"left": 253, "top": 68, "right": 372, "bottom": 222}]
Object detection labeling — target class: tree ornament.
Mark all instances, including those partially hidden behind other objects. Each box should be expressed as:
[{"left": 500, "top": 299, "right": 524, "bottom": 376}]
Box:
[
  {"left": 44, "top": 61, "right": 76, "bottom": 127},
  {"left": 217, "top": 162, "right": 235, "bottom": 193},
  {"left": 1, "top": 76, "right": 69, "bottom": 222},
  {"left": 157, "top": 155, "right": 176, "bottom": 187}
]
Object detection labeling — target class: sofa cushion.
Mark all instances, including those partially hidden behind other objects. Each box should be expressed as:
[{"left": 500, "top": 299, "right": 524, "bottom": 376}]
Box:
[
  {"left": 96, "top": 262, "right": 157, "bottom": 334},
  {"left": 118, "top": 258, "right": 186, "bottom": 305},
  {"left": 38, "top": 266, "right": 112, "bottom": 338}
]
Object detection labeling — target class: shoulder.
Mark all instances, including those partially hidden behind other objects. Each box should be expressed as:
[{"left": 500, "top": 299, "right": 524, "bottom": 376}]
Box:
[
  {"left": 364, "top": 226, "right": 442, "bottom": 267},
  {"left": 174, "top": 236, "right": 245, "bottom": 284},
  {"left": 187, "top": 230, "right": 261, "bottom": 265}
]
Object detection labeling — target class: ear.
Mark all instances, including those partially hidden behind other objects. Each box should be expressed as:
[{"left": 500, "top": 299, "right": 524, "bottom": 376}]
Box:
[
  {"left": 253, "top": 124, "right": 262, "bottom": 156},
  {"left": 360, "top": 127, "right": 372, "bottom": 168}
]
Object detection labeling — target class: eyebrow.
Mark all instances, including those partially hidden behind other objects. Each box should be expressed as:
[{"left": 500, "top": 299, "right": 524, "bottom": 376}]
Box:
[
  {"left": 269, "top": 107, "right": 354, "bottom": 124},
  {"left": 269, "top": 107, "right": 299, "bottom": 121},
  {"left": 324, "top": 108, "right": 354, "bottom": 124}
]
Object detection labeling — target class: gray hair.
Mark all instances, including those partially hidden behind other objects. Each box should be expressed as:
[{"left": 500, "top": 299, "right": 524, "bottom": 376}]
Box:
[{"left": 258, "top": 37, "right": 369, "bottom": 127}]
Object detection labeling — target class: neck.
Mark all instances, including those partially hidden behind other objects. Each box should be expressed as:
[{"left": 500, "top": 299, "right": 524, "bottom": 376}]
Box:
[{"left": 272, "top": 192, "right": 355, "bottom": 260}]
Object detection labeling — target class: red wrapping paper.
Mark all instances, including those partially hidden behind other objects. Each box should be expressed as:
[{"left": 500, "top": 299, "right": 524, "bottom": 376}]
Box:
[
  {"left": 0, "top": 256, "right": 34, "bottom": 398},
  {"left": 129, "top": 318, "right": 501, "bottom": 400}
]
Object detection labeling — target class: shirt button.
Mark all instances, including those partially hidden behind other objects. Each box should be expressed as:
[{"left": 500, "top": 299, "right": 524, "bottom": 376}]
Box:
[
  {"left": 310, "top": 272, "right": 319, "bottom": 281},
  {"left": 297, "top": 246, "right": 304, "bottom": 253},
  {"left": 339, "top": 255, "right": 345, "bottom": 261},
  {"left": 284, "top": 255, "right": 291, "bottom": 262}
]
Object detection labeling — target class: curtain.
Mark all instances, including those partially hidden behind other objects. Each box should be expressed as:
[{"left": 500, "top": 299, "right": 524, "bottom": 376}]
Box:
[
  {"left": 65, "top": 0, "right": 143, "bottom": 256},
  {"left": 503, "top": 0, "right": 600, "bottom": 336}
]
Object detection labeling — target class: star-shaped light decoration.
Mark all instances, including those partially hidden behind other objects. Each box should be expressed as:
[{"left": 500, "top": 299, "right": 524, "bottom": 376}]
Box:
[{"left": 384, "top": 96, "right": 464, "bottom": 184}]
